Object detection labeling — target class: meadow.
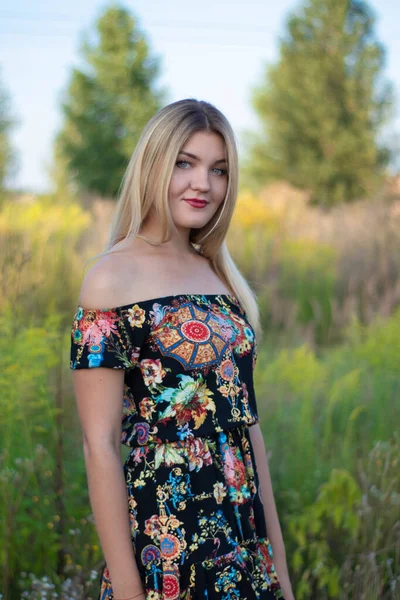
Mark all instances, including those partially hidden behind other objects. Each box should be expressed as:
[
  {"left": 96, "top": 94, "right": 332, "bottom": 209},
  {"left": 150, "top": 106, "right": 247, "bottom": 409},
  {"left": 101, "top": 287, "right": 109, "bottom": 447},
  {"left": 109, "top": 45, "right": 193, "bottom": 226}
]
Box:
[{"left": 0, "top": 183, "right": 399, "bottom": 599}]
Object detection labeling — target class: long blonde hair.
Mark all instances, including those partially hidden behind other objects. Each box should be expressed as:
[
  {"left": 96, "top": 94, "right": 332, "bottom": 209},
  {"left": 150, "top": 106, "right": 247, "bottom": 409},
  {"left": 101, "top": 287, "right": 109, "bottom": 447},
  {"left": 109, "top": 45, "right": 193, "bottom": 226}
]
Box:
[{"left": 85, "top": 98, "right": 261, "bottom": 337}]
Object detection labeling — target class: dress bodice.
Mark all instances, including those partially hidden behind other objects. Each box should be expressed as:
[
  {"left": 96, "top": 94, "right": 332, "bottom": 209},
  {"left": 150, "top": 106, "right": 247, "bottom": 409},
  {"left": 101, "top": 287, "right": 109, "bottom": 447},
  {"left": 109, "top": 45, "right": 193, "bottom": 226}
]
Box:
[{"left": 70, "top": 293, "right": 259, "bottom": 448}]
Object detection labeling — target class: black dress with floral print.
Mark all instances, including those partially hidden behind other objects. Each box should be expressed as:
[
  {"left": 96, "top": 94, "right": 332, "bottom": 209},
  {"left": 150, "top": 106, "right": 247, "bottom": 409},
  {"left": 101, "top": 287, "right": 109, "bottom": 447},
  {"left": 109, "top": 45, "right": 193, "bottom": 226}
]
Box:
[{"left": 70, "top": 293, "right": 284, "bottom": 600}]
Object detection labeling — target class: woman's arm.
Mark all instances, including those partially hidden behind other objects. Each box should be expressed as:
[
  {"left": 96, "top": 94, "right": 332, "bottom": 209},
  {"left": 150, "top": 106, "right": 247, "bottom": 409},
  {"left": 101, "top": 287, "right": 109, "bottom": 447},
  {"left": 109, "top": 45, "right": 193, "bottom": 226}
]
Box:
[
  {"left": 249, "top": 422, "right": 295, "bottom": 600},
  {"left": 73, "top": 367, "right": 146, "bottom": 599},
  {"left": 72, "top": 265, "right": 146, "bottom": 599}
]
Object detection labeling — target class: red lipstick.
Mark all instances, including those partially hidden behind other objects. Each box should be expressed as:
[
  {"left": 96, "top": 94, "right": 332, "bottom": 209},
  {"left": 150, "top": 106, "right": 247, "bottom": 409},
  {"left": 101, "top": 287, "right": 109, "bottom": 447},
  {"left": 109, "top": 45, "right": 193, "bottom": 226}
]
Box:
[{"left": 184, "top": 198, "right": 208, "bottom": 209}]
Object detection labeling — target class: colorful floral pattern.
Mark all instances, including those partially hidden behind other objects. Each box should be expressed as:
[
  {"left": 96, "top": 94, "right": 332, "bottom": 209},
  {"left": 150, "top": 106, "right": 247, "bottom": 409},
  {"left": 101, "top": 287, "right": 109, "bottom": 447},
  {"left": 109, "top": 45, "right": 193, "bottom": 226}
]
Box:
[{"left": 70, "top": 294, "right": 283, "bottom": 599}]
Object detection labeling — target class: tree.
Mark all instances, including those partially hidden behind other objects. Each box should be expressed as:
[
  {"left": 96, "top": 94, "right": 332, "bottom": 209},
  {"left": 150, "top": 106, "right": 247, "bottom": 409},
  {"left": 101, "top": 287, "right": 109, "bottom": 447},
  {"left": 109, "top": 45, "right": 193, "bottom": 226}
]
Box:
[
  {"left": 56, "top": 4, "right": 166, "bottom": 198},
  {"left": 0, "top": 69, "right": 18, "bottom": 192},
  {"left": 243, "top": 0, "right": 395, "bottom": 206}
]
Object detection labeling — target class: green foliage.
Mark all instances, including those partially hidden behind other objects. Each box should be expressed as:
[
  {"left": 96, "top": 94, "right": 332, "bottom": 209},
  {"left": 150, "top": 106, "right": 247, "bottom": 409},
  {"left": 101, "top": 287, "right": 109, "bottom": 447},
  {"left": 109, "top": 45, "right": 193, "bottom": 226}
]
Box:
[
  {"left": 287, "top": 436, "right": 400, "bottom": 599},
  {"left": 0, "top": 196, "right": 121, "bottom": 597},
  {"left": 339, "top": 435, "right": 400, "bottom": 598},
  {"left": 230, "top": 187, "right": 400, "bottom": 349},
  {"left": 279, "top": 239, "right": 337, "bottom": 344},
  {"left": 56, "top": 4, "right": 166, "bottom": 198},
  {"left": 256, "top": 345, "right": 328, "bottom": 503},
  {"left": 289, "top": 468, "right": 361, "bottom": 598},
  {"left": 0, "top": 195, "right": 91, "bottom": 321},
  {"left": 255, "top": 309, "right": 400, "bottom": 597},
  {"left": 0, "top": 316, "right": 105, "bottom": 597},
  {"left": 243, "top": 0, "right": 394, "bottom": 206},
  {"left": 322, "top": 368, "right": 362, "bottom": 462}
]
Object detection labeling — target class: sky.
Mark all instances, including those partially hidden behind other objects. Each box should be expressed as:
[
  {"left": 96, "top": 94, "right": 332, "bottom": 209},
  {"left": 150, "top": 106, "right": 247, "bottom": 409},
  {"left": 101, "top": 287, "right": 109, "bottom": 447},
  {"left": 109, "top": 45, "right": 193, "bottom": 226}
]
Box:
[{"left": 1, "top": 0, "right": 399, "bottom": 193}]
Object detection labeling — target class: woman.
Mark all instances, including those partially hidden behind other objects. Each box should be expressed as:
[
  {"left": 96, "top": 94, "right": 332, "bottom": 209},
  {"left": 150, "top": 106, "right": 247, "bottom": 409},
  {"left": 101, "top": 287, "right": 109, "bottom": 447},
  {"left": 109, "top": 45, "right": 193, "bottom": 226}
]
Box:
[{"left": 70, "top": 98, "right": 294, "bottom": 600}]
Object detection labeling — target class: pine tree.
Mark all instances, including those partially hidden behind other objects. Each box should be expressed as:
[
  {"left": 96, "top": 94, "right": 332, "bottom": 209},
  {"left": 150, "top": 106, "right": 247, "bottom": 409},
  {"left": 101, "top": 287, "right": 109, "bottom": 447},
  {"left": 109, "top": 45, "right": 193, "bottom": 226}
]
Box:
[
  {"left": 56, "top": 4, "right": 166, "bottom": 198},
  {"left": 243, "top": 0, "right": 395, "bottom": 206}
]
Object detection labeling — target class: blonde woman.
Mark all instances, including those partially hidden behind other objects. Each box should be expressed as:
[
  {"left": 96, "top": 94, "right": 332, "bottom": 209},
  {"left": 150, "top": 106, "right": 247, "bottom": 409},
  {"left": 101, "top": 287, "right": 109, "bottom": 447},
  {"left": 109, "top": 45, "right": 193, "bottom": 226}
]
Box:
[{"left": 70, "top": 99, "right": 294, "bottom": 600}]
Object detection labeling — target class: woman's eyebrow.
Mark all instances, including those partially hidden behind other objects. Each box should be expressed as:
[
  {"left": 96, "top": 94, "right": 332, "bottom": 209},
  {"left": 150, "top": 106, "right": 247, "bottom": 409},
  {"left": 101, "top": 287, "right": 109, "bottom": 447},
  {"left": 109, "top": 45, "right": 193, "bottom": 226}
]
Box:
[{"left": 178, "top": 150, "right": 227, "bottom": 164}]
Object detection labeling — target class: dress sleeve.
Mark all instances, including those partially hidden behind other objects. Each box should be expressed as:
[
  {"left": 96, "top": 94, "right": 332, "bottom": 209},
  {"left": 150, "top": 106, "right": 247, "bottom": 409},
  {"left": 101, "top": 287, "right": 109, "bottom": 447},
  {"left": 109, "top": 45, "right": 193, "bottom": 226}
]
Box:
[{"left": 70, "top": 304, "right": 148, "bottom": 370}]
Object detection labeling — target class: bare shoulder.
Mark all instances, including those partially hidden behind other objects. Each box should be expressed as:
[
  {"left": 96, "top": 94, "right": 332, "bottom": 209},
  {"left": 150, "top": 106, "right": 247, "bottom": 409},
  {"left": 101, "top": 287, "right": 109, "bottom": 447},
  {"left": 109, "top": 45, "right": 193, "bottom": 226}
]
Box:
[{"left": 78, "top": 242, "right": 145, "bottom": 309}]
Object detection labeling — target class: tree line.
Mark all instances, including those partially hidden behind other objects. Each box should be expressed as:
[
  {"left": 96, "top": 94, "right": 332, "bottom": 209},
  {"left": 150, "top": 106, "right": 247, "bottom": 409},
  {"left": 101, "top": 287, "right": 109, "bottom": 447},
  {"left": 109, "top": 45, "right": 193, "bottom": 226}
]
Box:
[{"left": 0, "top": 0, "right": 397, "bottom": 207}]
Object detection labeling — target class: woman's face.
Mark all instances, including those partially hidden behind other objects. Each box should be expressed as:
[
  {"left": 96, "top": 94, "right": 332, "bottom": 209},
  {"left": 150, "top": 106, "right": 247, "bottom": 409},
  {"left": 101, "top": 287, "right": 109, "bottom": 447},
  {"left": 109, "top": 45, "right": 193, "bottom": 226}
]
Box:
[{"left": 168, "top": 130, "right": 228, "bottom": 233}]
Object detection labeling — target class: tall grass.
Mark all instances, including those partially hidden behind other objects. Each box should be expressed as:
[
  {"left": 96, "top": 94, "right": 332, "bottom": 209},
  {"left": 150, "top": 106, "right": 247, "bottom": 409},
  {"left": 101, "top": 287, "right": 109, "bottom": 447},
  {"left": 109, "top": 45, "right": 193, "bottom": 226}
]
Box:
[
  {"left": 254, "top": 310, "right": 400, "bottom": 597},
  {"left": 228, "top": 182, "right": 400, "bottom": 347}
]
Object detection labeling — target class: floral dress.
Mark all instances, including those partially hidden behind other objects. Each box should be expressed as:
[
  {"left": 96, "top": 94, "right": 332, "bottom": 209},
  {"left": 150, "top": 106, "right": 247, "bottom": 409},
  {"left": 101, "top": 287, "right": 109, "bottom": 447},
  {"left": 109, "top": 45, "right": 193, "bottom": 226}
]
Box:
[{"left": 70, "top": 293, "right": 284, "bottom": 600}]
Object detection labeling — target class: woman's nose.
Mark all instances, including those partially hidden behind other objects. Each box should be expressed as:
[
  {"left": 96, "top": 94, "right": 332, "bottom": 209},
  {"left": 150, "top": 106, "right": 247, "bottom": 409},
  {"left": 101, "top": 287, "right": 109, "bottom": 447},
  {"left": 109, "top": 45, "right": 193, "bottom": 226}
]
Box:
[{"left": 190, "top": 167, "right": 211, "bottom": 192}]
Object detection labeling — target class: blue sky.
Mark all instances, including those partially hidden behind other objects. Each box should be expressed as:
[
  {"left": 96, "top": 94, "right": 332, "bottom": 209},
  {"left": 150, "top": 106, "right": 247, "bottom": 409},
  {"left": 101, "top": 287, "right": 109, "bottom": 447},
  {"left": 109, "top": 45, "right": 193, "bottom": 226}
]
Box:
[{"left": 1, "top": 0, "right": 399, "bottom": 192}]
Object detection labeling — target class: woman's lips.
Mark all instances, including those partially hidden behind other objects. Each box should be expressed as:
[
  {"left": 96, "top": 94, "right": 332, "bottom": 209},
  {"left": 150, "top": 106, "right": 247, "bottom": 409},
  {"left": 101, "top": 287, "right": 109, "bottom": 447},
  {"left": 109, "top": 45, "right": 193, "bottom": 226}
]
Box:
[{"left": 184, "top": 198, "right": 208, "bottom": 208}]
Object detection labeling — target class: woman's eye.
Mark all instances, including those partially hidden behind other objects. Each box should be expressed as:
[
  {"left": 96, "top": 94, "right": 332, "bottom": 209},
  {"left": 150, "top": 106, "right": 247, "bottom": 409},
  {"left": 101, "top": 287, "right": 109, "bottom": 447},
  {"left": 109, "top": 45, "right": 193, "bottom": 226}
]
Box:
[
  {"left": 212, "top": 168, "right": 228, "bottom": 176},
  {"left": 176, "top": 160, "right": 191, "bottom": 168}
]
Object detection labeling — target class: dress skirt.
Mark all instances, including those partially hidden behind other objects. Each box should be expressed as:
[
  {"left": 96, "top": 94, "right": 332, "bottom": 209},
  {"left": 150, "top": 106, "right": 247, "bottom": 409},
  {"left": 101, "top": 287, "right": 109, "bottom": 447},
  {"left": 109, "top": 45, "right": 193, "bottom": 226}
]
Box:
[{"left": 98, "top": 425, "right": 284, "bottom": 600}]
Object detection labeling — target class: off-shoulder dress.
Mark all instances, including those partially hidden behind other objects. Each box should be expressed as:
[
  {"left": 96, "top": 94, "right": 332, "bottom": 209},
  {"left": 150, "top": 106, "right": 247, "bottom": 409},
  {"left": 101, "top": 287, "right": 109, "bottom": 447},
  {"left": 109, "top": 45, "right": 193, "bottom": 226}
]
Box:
[{"left": 70, "top": 293, "right": 284, "bottom": 600}]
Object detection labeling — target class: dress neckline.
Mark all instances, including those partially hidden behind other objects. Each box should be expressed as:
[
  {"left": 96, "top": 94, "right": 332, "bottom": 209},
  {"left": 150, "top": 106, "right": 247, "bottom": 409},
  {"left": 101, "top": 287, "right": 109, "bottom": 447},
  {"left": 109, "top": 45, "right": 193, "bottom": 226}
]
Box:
[{"left": 77, "top": 292, "right": 240, "bottom": 313}]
